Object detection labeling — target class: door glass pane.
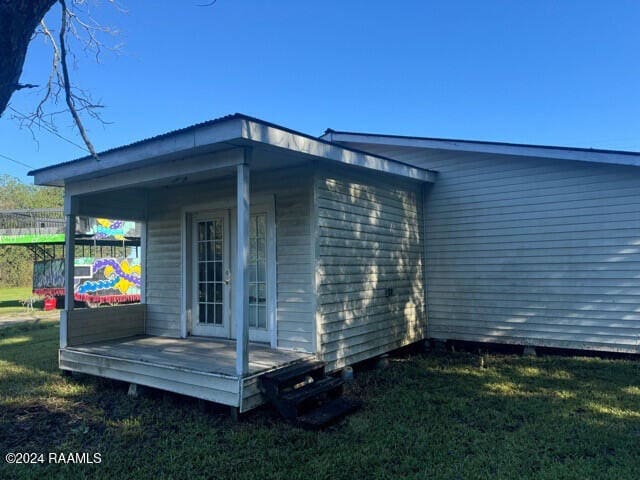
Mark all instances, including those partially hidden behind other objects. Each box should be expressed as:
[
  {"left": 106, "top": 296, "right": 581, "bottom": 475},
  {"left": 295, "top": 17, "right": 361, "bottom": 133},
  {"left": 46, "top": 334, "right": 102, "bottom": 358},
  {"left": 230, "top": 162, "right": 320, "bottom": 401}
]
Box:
[
  {"left": 257, "top": 307, "right": 266, "bottom": 329},
  {"left": 249, "top": 307, "right": 257, "bottom": 328},
  {"left": 206, "top": 303, "right": 215, "bottom": 325},
  {"left": 214, "top": 304, "right": 223, "bottom": 325}
]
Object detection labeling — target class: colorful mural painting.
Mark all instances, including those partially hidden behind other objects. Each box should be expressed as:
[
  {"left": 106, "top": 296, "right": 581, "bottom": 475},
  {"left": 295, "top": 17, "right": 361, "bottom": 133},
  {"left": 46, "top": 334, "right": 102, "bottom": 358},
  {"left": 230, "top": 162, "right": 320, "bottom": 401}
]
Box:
[
  {"left": 33, "top": 256, "right": 142, "bottom": 306},
  {"left": 75, "top": 257, "right": 141, "bottom": 304},
  {"left": 76, "top": 217, "right": 140, "bottom": 241}
]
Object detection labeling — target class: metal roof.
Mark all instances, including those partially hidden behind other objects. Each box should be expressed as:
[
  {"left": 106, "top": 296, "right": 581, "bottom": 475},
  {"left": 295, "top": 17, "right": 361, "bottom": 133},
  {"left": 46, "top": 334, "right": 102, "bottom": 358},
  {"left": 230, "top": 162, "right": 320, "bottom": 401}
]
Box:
[
  {"left": 321, "top": 129, "right": 640, "bottom": 168},
  {"left": 30, "top": 113, "right": 437, "bottom": 185}
]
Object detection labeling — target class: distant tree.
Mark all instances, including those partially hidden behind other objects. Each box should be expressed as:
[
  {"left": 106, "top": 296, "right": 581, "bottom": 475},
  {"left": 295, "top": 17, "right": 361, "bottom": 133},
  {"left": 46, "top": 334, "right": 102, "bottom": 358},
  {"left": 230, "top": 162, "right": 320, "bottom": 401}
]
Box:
[
  {"left": 1, "top": 0, "right": 121, "bottom": 158},
  {"left": 0, "top": 174, "right": 63, "bottom": 210}
]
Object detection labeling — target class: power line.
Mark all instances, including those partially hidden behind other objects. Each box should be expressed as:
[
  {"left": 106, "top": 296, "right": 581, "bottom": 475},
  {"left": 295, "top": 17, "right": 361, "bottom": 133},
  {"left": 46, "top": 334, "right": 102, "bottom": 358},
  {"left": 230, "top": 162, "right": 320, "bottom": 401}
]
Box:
[{"left": 0, "top": 152, "right": 34, "bottom": 170}]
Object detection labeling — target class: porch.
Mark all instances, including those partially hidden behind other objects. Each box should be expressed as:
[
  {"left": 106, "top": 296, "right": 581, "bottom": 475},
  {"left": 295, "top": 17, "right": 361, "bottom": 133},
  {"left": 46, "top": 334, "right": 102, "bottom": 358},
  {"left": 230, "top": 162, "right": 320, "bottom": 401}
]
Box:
[{"left": 60, "top": 333, "right": 313, "bottom": 412}]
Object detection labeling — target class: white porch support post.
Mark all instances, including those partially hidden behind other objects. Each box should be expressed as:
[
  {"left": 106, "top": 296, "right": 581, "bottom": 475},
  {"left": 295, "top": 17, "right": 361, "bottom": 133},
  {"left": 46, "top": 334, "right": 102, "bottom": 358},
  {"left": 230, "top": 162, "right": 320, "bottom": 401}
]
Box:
[
  {"left": 61, "top": 193, "right": 77, "bottom": 349},
  {"left": 235, "top": 152, "right": 251, "bottom": 376}
]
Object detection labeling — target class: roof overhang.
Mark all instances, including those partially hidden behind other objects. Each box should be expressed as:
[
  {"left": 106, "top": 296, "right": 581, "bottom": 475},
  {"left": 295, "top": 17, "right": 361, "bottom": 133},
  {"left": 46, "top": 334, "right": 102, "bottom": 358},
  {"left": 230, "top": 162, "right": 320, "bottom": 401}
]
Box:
[
  {"left": 29, "top": 115, "right": 437, "bottom": 187},
  {"left": 321, "top": 131, "right": 640, "bottom": 168}
]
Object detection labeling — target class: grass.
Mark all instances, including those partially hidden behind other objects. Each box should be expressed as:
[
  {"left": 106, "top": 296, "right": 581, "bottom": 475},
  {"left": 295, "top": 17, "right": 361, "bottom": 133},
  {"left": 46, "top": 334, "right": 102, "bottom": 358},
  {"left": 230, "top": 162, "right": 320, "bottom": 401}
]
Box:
[
  {"left": 0, "top": 287, "right": 43, "bottom": 315},
  {"left": 2, "top": 321, "right": 640, "bottom": 479}
]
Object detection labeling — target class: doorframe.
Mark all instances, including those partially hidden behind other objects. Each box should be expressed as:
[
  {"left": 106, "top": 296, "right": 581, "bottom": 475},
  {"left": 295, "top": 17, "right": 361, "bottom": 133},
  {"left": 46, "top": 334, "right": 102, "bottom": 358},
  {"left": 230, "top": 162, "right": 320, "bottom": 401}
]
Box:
[
  {"left": 180, "top": 194, "right": 277, "bottom": 347},
  {"left": 190, "top": 210, "right": 231, "bottom": 338}
]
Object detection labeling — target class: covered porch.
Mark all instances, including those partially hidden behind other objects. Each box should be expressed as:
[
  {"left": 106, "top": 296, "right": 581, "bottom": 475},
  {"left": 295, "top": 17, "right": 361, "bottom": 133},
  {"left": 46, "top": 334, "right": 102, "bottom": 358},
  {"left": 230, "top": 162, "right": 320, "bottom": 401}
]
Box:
[
  {"left": 60, "top": 328, "right": 312, "bottom": 412},
  {"left": 30, "top": 113, "right": 434, "bottom": 412}
]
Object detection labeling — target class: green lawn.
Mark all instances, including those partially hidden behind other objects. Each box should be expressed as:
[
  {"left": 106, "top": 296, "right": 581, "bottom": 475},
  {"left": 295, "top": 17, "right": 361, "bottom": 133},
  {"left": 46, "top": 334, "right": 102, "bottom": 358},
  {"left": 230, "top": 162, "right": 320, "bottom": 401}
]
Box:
[
  {"left": 0, "top": 287, "right": 43, "bottom": 316},
  {"left": 2, "top": 320, "right": 640, "bottom": 479}
]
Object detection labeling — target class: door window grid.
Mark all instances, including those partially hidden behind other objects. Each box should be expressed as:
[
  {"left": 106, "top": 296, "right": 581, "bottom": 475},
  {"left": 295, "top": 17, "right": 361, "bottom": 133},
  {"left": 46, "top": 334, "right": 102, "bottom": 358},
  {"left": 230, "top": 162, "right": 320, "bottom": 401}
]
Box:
[
  {"left": 248, "top": 214, "right": 267, "bottom": 329},
  {"left": 197, "top": 219, "right": 224, "bottom": 325}
]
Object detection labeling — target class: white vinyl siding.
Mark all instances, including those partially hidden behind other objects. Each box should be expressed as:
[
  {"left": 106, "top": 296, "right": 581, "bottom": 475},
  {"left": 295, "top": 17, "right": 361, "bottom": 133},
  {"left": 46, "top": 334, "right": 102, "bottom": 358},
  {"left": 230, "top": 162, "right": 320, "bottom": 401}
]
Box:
[
  {"left": 315, "top": 166, "right": 427, "bottom": 371},
  {"left": 145, "top": 166, "right": 315, "bottom": 352},
  {"left": 275, "top": 179, "right": 315, "bottom": 352},
  {"left": 343, "top": 142, "right": 640, "bottom": 353}
]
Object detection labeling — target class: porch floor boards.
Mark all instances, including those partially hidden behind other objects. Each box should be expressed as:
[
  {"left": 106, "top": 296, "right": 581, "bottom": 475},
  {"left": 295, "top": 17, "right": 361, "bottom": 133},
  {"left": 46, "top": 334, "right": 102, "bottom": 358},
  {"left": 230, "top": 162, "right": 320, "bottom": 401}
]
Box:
[{"left": 67, "top": 335, "right": 312, "bottom": 377}]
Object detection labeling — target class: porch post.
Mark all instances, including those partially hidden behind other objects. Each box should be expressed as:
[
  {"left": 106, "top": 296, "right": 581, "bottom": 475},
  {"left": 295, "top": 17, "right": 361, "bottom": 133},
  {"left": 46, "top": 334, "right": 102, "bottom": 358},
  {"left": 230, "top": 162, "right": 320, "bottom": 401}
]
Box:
[
  {"left": 61, "top": 193, "right": 76, "bottom": 349},
  {"left": 235, "top": 155, "right": 250, "bottom": 376}
]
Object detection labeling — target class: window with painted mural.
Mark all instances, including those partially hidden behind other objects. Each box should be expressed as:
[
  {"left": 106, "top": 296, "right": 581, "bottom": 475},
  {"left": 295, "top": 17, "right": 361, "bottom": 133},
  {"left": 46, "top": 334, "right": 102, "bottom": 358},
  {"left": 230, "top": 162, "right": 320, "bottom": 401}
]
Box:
[{"left": 31, "top": 217, "right": 142, "bottom": 308}]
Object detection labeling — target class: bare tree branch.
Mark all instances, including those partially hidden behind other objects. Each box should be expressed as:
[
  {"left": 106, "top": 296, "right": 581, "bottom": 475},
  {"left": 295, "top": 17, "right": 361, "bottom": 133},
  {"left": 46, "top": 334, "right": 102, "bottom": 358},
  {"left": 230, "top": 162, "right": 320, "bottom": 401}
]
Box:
[
  {"left": 58, "top": 0, "right": 98, "bottom": 159},
  {"left": 3, "top": 1, "right": 123, "bottom": 159},
  {"left": 14, "top": 83, "right": 39, "bottom": 90},
  {"left": 36, "top": 20, "right": 64, "bottom": 123}
]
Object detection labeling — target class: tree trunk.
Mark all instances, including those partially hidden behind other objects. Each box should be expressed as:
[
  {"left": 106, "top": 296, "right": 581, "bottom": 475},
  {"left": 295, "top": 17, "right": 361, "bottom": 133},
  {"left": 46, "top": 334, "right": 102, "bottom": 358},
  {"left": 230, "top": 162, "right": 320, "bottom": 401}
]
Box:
[{"left": 0, "top": 0, "right": 57, "bottom": 117}]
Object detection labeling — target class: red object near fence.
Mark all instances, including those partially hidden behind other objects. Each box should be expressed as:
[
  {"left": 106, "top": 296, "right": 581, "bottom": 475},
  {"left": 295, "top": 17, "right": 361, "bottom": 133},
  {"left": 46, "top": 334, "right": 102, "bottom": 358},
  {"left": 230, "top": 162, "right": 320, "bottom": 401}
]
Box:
[{"left": 43, "top": 297, "right": 57, "bottom": 311}]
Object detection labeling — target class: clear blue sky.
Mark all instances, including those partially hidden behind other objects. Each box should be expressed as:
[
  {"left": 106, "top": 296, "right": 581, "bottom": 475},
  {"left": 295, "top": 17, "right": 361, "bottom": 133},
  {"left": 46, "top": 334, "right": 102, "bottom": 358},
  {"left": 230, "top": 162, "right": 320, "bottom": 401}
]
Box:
[{"left": 2, "top": 0, "right": 639, "bottom": 181}]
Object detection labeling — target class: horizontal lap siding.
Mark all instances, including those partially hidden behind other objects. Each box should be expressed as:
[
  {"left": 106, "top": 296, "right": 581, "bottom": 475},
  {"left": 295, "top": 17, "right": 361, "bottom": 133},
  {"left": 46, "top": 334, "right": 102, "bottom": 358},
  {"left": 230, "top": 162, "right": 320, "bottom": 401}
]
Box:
[
  {"left": 145, "top": 167, "right": 314, "bottom": 350},
  {"left": 66, "top": 304, "right": 145, "bottom": 346},
  {"left": 345, "top": 142, "right": 640, "bottom": 353},
  {"left": 316, "top": 167, "right": 426, "bottom": 370},
  {"left": 276, "top": 186, "right": 314, "bottom": 352}
]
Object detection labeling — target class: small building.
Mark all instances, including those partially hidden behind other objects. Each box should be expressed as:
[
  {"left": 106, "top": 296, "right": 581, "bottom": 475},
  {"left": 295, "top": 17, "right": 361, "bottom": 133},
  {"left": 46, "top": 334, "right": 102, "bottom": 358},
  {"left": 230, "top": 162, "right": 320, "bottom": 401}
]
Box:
[
  {"left": 30, "top": 113, "right": 640, "bottom": 413},
  {"left": 30, "top": 114, "right": 436, "bottom": 413}
]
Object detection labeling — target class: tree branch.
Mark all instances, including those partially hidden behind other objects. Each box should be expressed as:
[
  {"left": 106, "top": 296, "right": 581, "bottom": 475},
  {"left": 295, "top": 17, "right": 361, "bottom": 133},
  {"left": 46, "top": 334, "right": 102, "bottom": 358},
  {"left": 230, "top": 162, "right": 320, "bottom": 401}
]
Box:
[
  {"left": 14, "top": 83, "right": 39, "bottom": 90},
  {"left": 58, "top": 0, "right": 98, "bottom": 159}
]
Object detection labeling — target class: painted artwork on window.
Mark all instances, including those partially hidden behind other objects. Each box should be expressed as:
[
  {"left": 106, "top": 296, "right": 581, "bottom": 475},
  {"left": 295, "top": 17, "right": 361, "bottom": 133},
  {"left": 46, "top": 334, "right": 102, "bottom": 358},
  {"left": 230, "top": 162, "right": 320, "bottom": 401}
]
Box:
[
  {"left": 76, "top": 218, "right": 140, "bottom": 241},
  {"left": 33, "top": 256, "right": 142, "bottom": 307}
]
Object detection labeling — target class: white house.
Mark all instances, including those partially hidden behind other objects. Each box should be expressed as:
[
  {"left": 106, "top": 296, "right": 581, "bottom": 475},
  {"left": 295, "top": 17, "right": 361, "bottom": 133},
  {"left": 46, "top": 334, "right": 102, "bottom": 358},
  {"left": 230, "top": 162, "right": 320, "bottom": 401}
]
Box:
[{"left": 29, "top": 113, "right": 640, "bottom": 420}]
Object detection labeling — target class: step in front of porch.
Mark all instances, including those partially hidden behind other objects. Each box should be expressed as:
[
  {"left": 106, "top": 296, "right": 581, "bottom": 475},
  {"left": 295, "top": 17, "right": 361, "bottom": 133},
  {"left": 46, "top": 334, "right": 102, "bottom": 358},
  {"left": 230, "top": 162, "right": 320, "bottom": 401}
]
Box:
[{"left": 260, "top": 359, "right": 362, "bottom": 428}]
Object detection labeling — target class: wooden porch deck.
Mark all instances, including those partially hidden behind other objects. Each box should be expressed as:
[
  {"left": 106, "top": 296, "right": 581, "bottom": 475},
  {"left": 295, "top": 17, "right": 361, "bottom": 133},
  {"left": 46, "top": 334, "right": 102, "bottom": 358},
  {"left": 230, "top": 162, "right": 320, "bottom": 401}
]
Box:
[
  {"left": 60, "top": 335, "right": 314, "bottom": 412},
  {"left": 67, "top": 336, "right": 310, "bottom": 376}
]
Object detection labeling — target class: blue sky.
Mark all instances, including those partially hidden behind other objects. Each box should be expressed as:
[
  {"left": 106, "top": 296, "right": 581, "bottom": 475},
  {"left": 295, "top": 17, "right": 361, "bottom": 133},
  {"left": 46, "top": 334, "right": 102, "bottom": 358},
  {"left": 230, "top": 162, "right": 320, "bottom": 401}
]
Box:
[{"left": 2, "top": 0, "right": 639, "bottom": 181}]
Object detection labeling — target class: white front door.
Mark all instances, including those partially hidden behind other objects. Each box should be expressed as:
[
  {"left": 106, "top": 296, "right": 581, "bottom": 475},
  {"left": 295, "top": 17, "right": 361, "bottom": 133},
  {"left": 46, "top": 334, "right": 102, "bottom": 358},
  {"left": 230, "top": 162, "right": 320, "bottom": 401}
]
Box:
[
  {"left": 190, "top": 206, "right": 275, "bottom": 344},
  {"left": 191, "top": 211, "right": 231, "bottom": 337}
]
